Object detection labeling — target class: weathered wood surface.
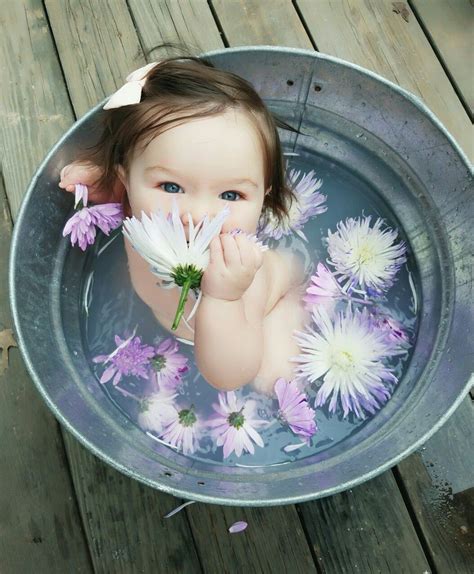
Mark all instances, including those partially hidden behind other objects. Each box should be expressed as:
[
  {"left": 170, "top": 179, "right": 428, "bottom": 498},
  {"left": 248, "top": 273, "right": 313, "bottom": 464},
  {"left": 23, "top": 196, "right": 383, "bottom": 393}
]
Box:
[
  {"left": 412, "top": 0, "right": 474, "bottom": 119},
  {"left": 1, "top": 0, "right": 472, "bottom": 572}
]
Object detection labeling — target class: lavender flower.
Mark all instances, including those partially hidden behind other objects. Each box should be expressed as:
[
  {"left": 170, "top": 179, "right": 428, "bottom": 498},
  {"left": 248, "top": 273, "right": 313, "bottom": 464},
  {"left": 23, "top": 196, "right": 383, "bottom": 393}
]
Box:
[
  {"left": 257, "top": 168, "right": 326, "bottom": 241},
  {"left": 303, "top": 262, "right": 343, "bottom": 314},
  {"left": 93, "top": 334, "right": 155, "bottom": 386},
  {"left": 371, "top": 309, "right": 410, "bottom": 351},
  {"left": 292, "top": 306, "right": 399, "bottom": 419},
  {"left": 274, "top": 378, "right": 317, "bottom": 442},
  {"left": 160, "top": 404, "right": 201, "bottom": 455},
  {"left": 207, "top": 391, "right": 266, "bottom": 458},
  {"left": 63, "top": 199, "right": 123, "bottom": 251},
  {"left": 149, "top": 338, "right": 189, "bottom": 390},
  {"left": 326, "top": 216, "right": 407, "bottom": 295}
]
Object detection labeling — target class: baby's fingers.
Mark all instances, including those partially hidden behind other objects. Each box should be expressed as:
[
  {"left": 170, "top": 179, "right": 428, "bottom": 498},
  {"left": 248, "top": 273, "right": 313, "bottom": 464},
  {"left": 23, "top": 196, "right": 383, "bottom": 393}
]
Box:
[
  {"left": 220, "top": 234, "right": 241, "bottom": 267},
  {"left": 235, "top": 235, "right": 263, "bottom": 269},
  {"left": 209, "top": 236, "right": 224, "bottom": 267}
]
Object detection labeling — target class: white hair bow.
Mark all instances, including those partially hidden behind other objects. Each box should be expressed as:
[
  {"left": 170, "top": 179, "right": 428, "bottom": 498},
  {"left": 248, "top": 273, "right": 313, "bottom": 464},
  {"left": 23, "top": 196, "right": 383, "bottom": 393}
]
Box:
[{"left": 103, "top": 62, "right": 158, "bottom": 110}]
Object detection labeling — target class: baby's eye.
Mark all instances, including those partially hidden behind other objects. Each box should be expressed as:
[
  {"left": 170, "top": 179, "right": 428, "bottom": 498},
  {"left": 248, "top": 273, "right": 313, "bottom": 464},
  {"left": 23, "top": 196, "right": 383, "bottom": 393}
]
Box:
[
  {"left": 220, "top": 191, "right": 242, "bottom": 201},
  {"left": 160, "top": 182, "right": 183, "bottom": 194}
]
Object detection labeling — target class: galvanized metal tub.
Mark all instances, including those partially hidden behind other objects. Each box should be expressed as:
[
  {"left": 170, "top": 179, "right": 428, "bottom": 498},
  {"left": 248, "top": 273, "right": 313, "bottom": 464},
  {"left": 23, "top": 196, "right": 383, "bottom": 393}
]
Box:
[{"left": 10, "top": 46, "right": 473, "bottom": 506}]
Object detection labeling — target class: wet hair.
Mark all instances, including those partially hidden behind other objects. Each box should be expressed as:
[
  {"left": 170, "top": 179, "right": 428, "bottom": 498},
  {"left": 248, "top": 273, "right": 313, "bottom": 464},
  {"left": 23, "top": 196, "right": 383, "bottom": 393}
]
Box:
[{"left": 75, "top": 42, "right": 302, "bottom": 222}]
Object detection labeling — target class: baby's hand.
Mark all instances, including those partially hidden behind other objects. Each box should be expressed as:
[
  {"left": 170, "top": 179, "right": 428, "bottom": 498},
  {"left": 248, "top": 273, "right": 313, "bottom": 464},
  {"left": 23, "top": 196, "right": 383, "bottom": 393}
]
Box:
[
  {"left": 59, "top": 160, "right": 124, "bottom": 204},
  {"left": 201, "top": 234, "right": 264, "bottom": 301}
]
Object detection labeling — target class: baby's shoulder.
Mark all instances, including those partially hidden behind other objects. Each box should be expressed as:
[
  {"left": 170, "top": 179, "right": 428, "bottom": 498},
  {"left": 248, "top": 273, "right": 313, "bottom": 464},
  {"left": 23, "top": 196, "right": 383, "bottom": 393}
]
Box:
[{"left": 260, "top": 247, "right": 305, "bottom": 314}]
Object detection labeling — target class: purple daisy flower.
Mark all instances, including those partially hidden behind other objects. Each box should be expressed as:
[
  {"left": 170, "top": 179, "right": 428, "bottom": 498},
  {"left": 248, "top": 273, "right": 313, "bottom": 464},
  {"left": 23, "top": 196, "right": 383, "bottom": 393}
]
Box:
[
  {"left": 149, "top": 338, "right": 189, "bottom": 390},
  {"left": 207, "top": 392, "right": 267, "bottom": 458},
  {"left": 292, "top": 305, "right": 400, "bottom": 419},
  {"left": 274, "top": 378, "right": 317, "bottom": 442},
  {"left": 303, "top": 262, "right": 343, "bottom": 314},
  {"left": 93, "top": 334, "right": 156, "bottom": 386},
  {"left": 160, "top": 404, "right": 201, "bottom": 455},
  {"left": 371, "top": 309, "right": 410, "bottom": 351},
  {"left": 326, "top": 216, "right": 407, "bottom": 295},
  {"left": 63, "top": 203, "right": 123, "bottom": 251},
  {"left": 89, "top": 203, "right": 124, "bottom": 234},
  {"left": 257, "top": 168, "right": 327, "bottom": 241}
]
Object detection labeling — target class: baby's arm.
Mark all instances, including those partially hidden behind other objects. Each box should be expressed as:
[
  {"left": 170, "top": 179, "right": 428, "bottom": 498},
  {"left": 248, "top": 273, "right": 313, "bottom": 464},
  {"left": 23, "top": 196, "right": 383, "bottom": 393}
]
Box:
[{"left": 194, "top": 234, "right": 265, "bottom": 391}]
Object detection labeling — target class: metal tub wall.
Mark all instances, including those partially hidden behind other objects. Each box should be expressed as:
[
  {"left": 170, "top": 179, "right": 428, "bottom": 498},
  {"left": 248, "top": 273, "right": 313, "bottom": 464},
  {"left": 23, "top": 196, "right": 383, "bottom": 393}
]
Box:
[{"left": 10, "top": 47, "right": 473, "bottom": 506}]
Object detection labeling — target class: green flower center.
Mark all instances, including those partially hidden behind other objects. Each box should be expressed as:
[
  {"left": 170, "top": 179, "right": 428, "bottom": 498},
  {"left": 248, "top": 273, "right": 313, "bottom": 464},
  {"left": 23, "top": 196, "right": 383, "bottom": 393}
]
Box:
[
  {"left": 179, "top": 407, "right": 197, "bottom": 427},
  {"left": 171, "top": 264, "right": 202, "bottom": 289},
  {"left": 228, "top": 409, "right": 245, "bottom": 429},
  {"left": 151, "top": 354, "right": 166, "bottom": 372}
]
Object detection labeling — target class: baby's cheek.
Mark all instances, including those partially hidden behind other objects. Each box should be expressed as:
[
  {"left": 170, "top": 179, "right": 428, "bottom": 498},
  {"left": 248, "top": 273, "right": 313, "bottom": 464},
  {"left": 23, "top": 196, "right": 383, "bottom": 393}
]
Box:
[{"left": 129, "top": 189, "right": 161, "bottom": 218}]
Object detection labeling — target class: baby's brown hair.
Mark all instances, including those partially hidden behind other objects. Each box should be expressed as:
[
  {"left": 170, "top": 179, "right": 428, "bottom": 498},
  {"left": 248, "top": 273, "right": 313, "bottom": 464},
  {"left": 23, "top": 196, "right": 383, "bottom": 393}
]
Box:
[{"left": 75, "top": 43, "right": 302, "bottom": 222}]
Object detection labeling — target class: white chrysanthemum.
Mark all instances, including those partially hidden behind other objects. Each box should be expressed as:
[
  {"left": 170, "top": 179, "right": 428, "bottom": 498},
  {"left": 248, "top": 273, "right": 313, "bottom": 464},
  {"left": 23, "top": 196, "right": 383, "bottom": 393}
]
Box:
[
  {"left": 327, "top": 216, "right": 407, "bottom": 294},
  {"left": 122, "top": 199, "right": 230, "bottom": 287},
  {"left": 292, "top": 305, "right": 399, "bottom": 419},
  {"left": 258, "top": 168, "right": 326, "bottom": 241},
  {"left": 122, "top": 199, "right": 230, "bottom": 329}
]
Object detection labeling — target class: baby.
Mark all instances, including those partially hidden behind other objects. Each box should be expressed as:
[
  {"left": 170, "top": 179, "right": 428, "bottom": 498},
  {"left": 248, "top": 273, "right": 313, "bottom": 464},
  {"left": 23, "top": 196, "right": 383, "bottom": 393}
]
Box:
[{"left": 59, "top": 56, "right": 311, "bottom": 395}]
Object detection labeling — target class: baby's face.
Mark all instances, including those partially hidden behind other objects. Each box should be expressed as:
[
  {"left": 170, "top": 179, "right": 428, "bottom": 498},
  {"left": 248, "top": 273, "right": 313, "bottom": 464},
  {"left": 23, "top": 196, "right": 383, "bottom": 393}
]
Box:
[{"left": 119, "top": 109, "right": 269, "bottom": 235}]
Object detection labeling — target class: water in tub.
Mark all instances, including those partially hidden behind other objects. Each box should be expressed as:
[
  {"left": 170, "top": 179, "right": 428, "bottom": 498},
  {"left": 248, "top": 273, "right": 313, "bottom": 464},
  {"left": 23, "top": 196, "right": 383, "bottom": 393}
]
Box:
[{"left": 81, "top": 151, "right": 419, "bottom": 466}]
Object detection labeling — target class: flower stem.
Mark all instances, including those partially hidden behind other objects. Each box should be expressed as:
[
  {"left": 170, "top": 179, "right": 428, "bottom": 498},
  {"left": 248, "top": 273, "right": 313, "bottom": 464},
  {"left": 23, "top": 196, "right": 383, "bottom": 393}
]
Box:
[{"left": 172, "top": 278, "right": 192, "bottom": 331}]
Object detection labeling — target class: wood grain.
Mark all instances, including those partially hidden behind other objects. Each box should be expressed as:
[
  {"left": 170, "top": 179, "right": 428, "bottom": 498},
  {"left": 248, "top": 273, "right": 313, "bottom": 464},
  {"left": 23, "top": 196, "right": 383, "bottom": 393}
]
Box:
[{"left": 412, "top": 0, "right": 474, "bottom": 118}]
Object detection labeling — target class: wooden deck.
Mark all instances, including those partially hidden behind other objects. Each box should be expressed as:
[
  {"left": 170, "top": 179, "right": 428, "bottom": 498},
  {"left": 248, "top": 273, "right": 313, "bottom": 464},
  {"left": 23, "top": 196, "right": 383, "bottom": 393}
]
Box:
[{"left": 1, "top": 1, "right": 472, "bottom": 572}]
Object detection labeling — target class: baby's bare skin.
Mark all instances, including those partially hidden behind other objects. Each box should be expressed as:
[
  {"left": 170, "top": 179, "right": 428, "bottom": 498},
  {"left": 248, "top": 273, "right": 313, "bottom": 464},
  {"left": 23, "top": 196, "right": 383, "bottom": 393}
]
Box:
[{"left": 124, "top": 236, "right": 309, "bottom": 395}]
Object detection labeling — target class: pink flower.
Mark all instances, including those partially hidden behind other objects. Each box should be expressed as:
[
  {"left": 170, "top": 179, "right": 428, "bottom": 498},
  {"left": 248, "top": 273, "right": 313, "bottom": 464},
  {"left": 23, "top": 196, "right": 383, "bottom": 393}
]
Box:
[
  {"left": 93, "top": 334, "right": 155, "bottom": 386},
  {"left": 160, "top": 405, "right": 201, "bottom": 455},
  {"left": 149, "top": 338, "right": 189, "bottom": 390},
  {"left": 207, "top": 392, "right": 266, "bottom": 458},
  {"left": 274, "top": 378, "right": 317, "bottom": 442},
  {"left": 303, "top": 262, "right": 342, "bottom": 314},
  {"left": 63, "top": 203, "right": 123, "bottom": 251}
]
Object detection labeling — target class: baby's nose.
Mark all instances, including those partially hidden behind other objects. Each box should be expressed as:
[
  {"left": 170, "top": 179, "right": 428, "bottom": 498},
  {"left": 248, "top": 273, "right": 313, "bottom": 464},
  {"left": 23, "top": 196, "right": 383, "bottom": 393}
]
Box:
[{"left": 179, "top": 203, "right": 215, "bottom": 228}]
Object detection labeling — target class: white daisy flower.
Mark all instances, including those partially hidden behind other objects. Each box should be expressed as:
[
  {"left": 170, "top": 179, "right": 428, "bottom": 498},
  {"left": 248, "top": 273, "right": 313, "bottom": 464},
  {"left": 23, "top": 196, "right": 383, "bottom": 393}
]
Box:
[
  {"left": 137, "top": 389, "right": 179, "bottom": 435},
  {"left": 292, "top": 305, "right": 399, "bottom": 419},
  {"left": 160, "top": 405, "right": 201, "bottom": 455},
  {"left": 257, "top": 168, "right": 327, "bottom": 241},
  {"left": 326, "top": 216, "right": 407, "bottom": 295},
  {"left": 122, "top": 199, "right": 230, "bottom": 329}
]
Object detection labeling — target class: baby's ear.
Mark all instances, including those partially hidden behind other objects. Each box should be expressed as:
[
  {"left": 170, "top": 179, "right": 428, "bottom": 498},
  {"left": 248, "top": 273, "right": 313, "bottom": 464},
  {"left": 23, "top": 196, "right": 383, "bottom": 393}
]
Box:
[{"left": 116, "top": 164, "right": 128, "bottom": 189}]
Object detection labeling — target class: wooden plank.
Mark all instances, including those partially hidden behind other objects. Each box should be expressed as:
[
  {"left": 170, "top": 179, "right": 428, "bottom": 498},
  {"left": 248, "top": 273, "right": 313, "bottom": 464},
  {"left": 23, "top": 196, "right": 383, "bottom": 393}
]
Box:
[
  {"left": 412, "top": 0, "right": 474, "bottom": 118},
  {"left": 63, "top": 432, "right": 202, "bottom": 573},
  {"left": 105, "top": 1, "right": 435, "bottom": 571},
  {"left": 0, "top": 193, "right": 92, "bottom": 574},
  {"left": 396, "top": 397, "right": 474, "bottom": 573},
  {"left": 298, "top": 471, "right": 431, "bottom": 573},
  {"left": 296, "top": 0, "right": 473, "bottom": 162},
  {"left": 128, "top": 0, "right": 223, "bottom": 58},
  {"left": 212, "top": 0, "right": 313, "bottom": 49},
  {"left": 186, "top": 503, "right": 317, "bottom": 573}
]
